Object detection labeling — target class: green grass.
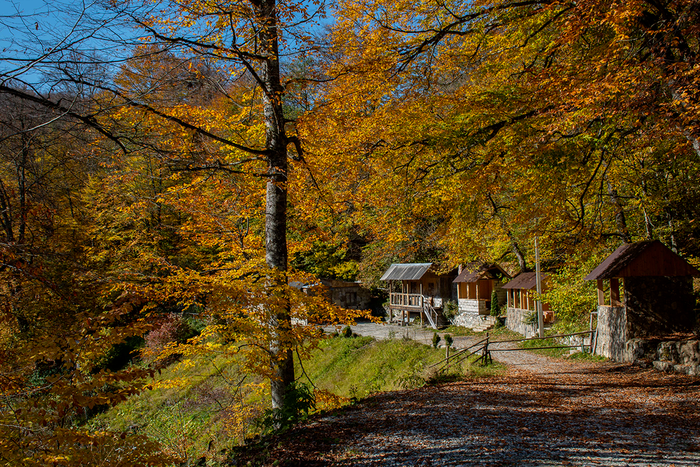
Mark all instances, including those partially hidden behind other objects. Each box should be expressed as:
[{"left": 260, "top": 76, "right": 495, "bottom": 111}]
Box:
[
  {"left": 567, "top": 351, "right": 607, "bottom": 362},
  {"left": 301, "top": 334, "right": 506, "bottom": 399},
  {"left": 519, "top": 337, "right": 569, "bottom": 358},
  {"left": 437, "top": 325, "right": 478, "bottom": 336},
  {"left": 437, "top": 324, "right": 519, "bottom": 340},
  {"left": 517, "top": 337, "right": 607, "bottom": 361},
  {"left": 89, "top": 353, "right": 265, "bottom": 464},
  {"left": 484, "top": 325, "right": 520, "bottom": 339},
  {"left": 301, "top": 335, "right": 444, "bottom": 398},
  {"left": 93, "top": 335, "right": 505, "bottom": 463}
]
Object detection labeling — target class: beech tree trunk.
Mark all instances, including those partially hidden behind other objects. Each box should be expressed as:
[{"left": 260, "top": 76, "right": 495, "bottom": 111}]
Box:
[{"left": 254, "top": 0, "right": 295, "bottom": 410}]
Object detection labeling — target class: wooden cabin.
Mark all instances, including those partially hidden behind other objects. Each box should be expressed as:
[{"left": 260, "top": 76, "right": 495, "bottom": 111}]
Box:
[
  {"left": 502, "top": 272, "right": 552, "bottom": 337},
  {"left": 585, "top": 240, "right": 700, "bottom": 361},
  {"left": 380, "top": 263, "right": 457, "bottom": 329},
  {"left": 290, "top": 279, "right": 371, "bottom": 311},
  {"left": 451, "top": 263, "right": 510, "bottom": 328}
]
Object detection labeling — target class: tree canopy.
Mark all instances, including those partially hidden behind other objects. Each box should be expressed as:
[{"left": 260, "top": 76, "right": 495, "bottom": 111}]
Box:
[{"left": 1, "top": 0, "right": 699, "bottom": 464}]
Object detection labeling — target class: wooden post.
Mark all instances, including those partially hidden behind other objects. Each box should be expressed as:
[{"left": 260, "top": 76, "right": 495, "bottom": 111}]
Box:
[
  {"left": 597, "top": 280, "right": 605, "bottom": 306},
  {"left": 476, "top": 281, "right": 481, "bottom": 313},
  {"left": 535, "top": 237, "right": 544, "bottom": 338},
  {"left": 610, "top": 278, "right": 620, "bottom": 306}
]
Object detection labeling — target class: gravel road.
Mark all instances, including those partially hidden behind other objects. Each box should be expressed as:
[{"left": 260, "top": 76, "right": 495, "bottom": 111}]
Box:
[
  {"left": 261, "top": 323, "right": 700, "bottom": 466},
  {"left": 336, "top": 322, "right": 600, "bottom": 374}
]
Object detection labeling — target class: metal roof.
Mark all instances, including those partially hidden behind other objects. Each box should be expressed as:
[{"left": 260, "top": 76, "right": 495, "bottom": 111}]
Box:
[
  {"left": 453, "top": 262, "right": 511, "bottom": 283},
  {"left": 584, "top": 240, "right": 700, "bottom": 280},
  {"left": 501, "top": 272, "right": 548, "bottom": 290},
  {"left": 380, "top": 263, "right": 433, "bottom": 281}
]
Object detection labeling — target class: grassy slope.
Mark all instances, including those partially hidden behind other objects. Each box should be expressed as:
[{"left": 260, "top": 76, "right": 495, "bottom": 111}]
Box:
[
  {"left": 302, "top": 335, "right": 502, "bottom": 399},
  {"left": 92, "top": 334, "right": 504, "bottom": 463}
]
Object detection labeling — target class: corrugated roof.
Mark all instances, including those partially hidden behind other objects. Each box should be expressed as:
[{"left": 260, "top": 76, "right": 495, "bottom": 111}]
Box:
[
  {"left": 584, "top": 240, "right": 700, "bottom": 280},
  {"left": 501, "top": 272, "right": 548, "bottom": 290},
  {"left": 453, "top": 262, "right": 511, "bottom": 283},
  {"left": 380, "top": 263, "right": 433, "bottom": 281}
]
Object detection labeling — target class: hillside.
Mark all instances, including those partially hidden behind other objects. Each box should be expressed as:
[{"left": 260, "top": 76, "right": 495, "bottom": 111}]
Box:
[{"left": 91, "top": 333, "right": 503, "bottom": 464}]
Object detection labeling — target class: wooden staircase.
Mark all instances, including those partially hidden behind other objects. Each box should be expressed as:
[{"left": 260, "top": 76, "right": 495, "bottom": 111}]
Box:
[
  {"left": 423, "top": 301, "right": 439, "bottom": 329},
  {"left": 471, "top": 316, "right": 497, "bottom": 333}
]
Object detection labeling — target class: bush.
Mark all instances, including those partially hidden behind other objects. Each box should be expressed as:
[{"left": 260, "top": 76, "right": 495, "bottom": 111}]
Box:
[
  {"left": 144, "top": 314, "right": 199, "bottom": 364},
  {"left": 442, "top": 300, "right": 459, "bottom": 321},
  {"left": 341, "top": 325, "right": 353, "bottom": 338},
  {"left": 524, "top": 311, "right": 538, "bottom": 326},
  {"left": 444, "top": 334, "right": 454, "bottom": 348},
  {"left": 432, "top": 333, "right": 441, "bottom": 349},
  {"left": 541, "top": 251, "right": 607, "bottom": 332},
  {"left": 490, "top": 289, "right": 500, "bottom": 316},
  {"left": 256, "top": 382, "right": 315, "bottom": 435}
]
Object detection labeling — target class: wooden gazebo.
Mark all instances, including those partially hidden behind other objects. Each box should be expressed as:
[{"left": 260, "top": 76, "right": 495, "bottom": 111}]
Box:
[{"left": 585, "top": 240, "right": 700, "bottom": 361}]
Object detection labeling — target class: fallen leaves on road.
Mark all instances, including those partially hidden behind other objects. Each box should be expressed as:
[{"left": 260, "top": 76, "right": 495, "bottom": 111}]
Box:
[{"left": 234, "top": 361, "right": 700, "bottom": 466}]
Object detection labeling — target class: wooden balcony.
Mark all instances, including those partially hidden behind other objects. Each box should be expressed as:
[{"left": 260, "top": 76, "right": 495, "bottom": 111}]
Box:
[{"left": 389, "top": 292, "right": 424, "bottom": 310}]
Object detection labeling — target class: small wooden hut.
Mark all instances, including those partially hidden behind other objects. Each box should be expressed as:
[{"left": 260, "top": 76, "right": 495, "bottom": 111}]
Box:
[
  {"left": 585, "top": 240, "right": 700, "bottom": 361},
  {"left": 380, "top": 263, "right": 457, "bottom": 328},
  {"left": 291, "top": 279, "right": 371, "bottom": 310},
  {"left": 502, "top": 272, "right": 552, "bottom": 337},
  {"left": 451, "top": 263, "right": 510, "bottom": 328}
]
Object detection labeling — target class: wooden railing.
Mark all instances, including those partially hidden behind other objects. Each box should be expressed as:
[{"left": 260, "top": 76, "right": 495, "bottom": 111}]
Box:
[
  {"left": 389, "top": 292, "right": 424, "bottom": 308},
  {"left": 423, "top": 301, "right": 439, "bottom": 329},
  {"left": 430, "top": 330, "right": 596, "bottom": 371}
]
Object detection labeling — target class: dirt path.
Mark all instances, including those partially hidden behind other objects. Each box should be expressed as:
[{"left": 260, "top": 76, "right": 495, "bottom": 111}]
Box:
[
  {"left": 252, "top": 324, "right": 700, "bottom": 466},
  {"left": 339, "top": 322, "right": 595, "bottom": 374}
]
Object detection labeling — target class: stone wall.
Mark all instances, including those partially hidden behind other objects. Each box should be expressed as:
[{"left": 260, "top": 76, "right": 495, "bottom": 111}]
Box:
[
  {"left": 457, "top": 298, "right": 486, "bottom": 314},
  {"left": 506, "top": 307, "right": 537, "bottom": 337},
  {"left": 625, "top": 338, "right": 700, "bottom": 375},
  {"left": 595, "top": 305, "right": 626, "bottom": 361},
  {"left": 452, "top": 310, "right": 482, "bottom": 329},
  {"left": 624, "top": 276, "right": 695, "bottom": 338}
]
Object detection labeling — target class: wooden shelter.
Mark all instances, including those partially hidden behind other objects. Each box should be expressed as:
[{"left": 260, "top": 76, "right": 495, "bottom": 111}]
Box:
[
  {"left": 585, "top": 240, "right": 700, "bottom": 361},
  {"left": 291, "top": 279, "right": 371, "bottom": 311},
  {"left": 453, "top": 263, "right": 510, "bottom": 316},
  {"left": 502, "top": 272, "right": 552, "bottom": 336},
  {"left": 380, "top": 263, "right": 457, "bottom": 329}
]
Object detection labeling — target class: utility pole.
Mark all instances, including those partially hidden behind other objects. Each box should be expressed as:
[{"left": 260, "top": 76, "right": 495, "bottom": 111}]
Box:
[{"left": 535, "top": 237, "right": 544, "bottom": 338}]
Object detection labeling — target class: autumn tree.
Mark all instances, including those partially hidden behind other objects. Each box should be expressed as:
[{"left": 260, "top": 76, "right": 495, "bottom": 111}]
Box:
[
  {"left": 1, "top": 1, "right": 360, "bottom": 452},
  {"left": 301, "top": 0, "right": 700, "bottom": 278}
]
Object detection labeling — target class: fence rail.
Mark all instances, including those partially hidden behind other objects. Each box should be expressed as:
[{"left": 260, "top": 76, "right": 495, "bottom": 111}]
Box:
[
  {"left": 432, "top": 330, "right": 595, "bottom": 371},
  {"left": 389, "top": 292, "right": 423, "bottom": 308}
]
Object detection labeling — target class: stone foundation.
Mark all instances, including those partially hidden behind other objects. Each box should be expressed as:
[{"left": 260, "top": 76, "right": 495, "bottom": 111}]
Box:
[
  {"left": 626, "top": 338, "right": 700, "bottom": 375},
  {"left": 452, "top": 310, "right": 484, "bottom": 329},
  {"left": 595, "top": 305, "right": 627, "bottom": 361},
  {"left": 506, "top": 307, "right": 538, "bottom": 337}
]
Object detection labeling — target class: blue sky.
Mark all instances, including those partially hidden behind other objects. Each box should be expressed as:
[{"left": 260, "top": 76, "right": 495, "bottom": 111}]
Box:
[{"left": 1, "top": 0, "right": 334, "bottom": 89}]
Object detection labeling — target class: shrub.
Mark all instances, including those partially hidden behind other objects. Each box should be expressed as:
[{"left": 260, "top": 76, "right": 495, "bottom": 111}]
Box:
[
  {"left": 524, "top": 311, "right": 538, "bottom": 326},
  {"left": 341, "top": 325, "right": 353, "bottom": 338},
  {"left": 432, "top": 333, "right": 441, "bottom": 348},
  {"left": 444, "top": 334, "right": 453, "bottom": 348},
  {"left": 490, "top": 290, "right": 500, "bottom": 316},
  {"left": 541, "top": 251, "right": 606, "bottom": 332},
  {"left": 256, "top": 382, "right": 316, "bottom": 435},
  {"left": 442, "top": 300, "right": 459, "bottom": 321},
  {"left": 144, "top": 314, "right": 198, "bottom": 364}
]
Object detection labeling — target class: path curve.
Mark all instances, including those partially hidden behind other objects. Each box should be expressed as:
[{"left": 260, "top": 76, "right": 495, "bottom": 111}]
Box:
[
  {"left": 254, "top": 323, "right": 700, "bottom": 466},
  {"left": 340, "top": 322, "right": 603, "bottom": 375}
]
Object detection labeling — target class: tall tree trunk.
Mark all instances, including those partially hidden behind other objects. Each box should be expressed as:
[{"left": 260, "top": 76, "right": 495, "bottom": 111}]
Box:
[
  {"left": 606, "top": 179, "right": 631, "bottom": 243},
  {"left": 255, "top": 0, "right": 295, "bottom": 411}
]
